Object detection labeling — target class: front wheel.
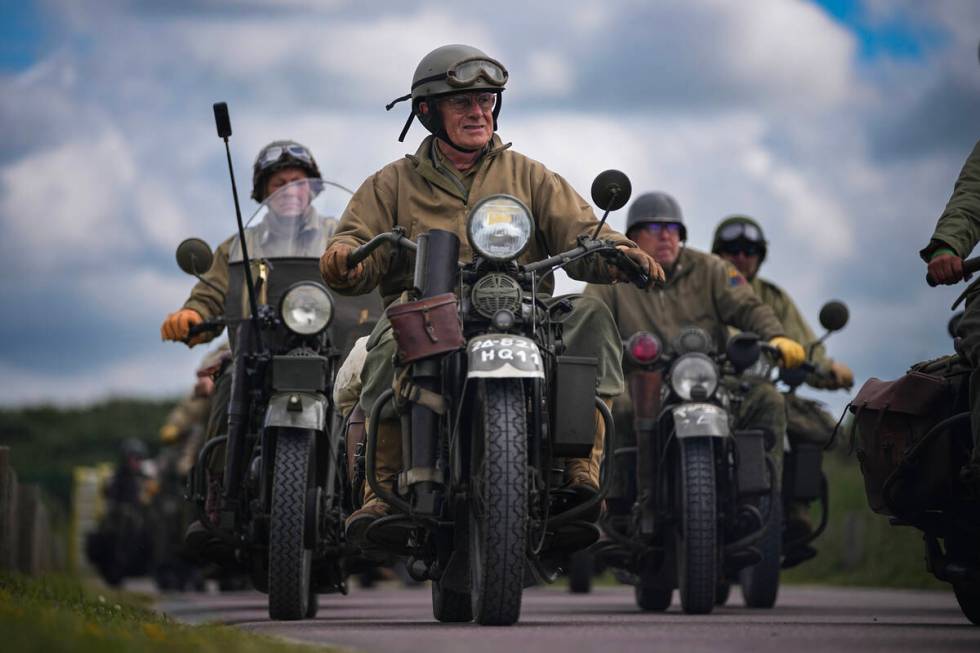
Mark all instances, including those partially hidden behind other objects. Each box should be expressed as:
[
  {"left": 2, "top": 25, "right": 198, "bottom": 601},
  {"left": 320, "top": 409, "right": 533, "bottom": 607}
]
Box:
[
  {"left": 268, "top": 429, "right": 316, "bottom": 620},
  {"left": 469, "top": 379, "right": 527, "bottom": 626},
  {"left": 739, "top": 496, "right": 782, "bottom": 608},
  {"left": 675, "top": 438, "right": 717, "bottom": 615}
]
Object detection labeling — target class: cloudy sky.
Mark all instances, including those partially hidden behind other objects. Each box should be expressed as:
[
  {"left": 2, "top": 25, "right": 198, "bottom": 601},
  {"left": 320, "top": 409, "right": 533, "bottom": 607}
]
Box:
[{"left": 0, "top": 0, "right": 978, "bottom": 413}]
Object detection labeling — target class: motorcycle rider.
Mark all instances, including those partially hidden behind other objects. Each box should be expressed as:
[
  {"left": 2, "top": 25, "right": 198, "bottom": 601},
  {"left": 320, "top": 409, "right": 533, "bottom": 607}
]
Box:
[
  {"left": 712, "top": 214, "right": 853, "bottom": 543},
  {"left": 160, "top": 140, "right": 331, "bottom": 534},
  {"left": 319, "top": 43, "right": 664, "bottom": 547},
  {"left": 921, "top": 139, "right": 980, "bottom": 488},
  {"left": 583, "top": 192, "right": 805, "bottom": 510}
]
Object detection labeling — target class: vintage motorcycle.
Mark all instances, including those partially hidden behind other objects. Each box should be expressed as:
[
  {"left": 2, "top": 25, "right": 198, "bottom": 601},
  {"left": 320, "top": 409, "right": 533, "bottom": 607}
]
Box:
[
  {"left": 847, "top": 261, "right": 980, "bottom": 625},
  {"left": 585, "top": 326, "right": 786, "bottom": 615},
  {"left": 343, "top": 171, "right": 649, "bottom": 626},
  {"left": 176, "top": 105, "right": 382, "bottom": 620}
]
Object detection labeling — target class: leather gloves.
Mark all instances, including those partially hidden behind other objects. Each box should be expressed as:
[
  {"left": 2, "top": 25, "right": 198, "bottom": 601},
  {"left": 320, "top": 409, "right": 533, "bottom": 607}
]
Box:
[
  {"left": 927, "top": 249, "right": 964, "bottom": 285},
  {"left": 769, "top": 336, "right": 805, "bottom": 369},
  {"left": 611, "top": 245, "right": 666, "bottom": 285},
  {"left": 829, "top": 360, "right": 854, "bottom": 389},
  {"left": 320, "top": 242, "right": 365, "bottom": 289},
  {"left": 160, "top": 308, "right": 205, "bottom": 346}
]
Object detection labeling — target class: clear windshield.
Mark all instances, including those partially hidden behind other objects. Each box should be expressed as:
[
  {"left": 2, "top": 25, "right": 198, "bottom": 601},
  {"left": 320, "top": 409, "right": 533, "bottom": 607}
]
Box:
[{"left": 228, "top": 178, "right": 352, "bottom": 262}]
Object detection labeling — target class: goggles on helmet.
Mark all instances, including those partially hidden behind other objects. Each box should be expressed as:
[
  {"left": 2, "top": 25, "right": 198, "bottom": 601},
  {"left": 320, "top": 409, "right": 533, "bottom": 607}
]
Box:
[
  {"left": 719, "top": 241, "right": 763, "bottom": 257},
  {"left": 718, "top": 221, "right": 763, "bottom": 243},
  {"left": 412, "top": 57, "right": 509, "bottom": 91},
  {"left": 257, "top": 144, "right": 314, "bottom": 171}
]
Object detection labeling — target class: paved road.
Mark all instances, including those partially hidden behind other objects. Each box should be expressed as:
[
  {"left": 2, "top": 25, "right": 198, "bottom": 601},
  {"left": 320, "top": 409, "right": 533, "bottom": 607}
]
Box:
[{"left": 158, "top": 584, "right": 980, "bottom": 653}]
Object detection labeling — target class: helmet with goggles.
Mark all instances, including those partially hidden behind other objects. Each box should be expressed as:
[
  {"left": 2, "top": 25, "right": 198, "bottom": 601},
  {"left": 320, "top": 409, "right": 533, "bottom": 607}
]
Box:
[
  {"left": 386, "top": 44, "right": 508, "bottom": 149},
  {"left": 625, "top": 191, "right": 687, "bottom": 241},
  {"left": 251, "top": 140, "right": 322, "bottom": 202},
  {"left": 711, "top": 215, "right": 767, "bottom": 263}
]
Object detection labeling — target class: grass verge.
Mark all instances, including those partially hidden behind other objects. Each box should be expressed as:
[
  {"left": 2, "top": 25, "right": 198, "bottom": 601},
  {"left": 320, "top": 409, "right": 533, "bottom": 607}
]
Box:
[{"left": 0, "top": 573, "right": 338, "bottom": 653}]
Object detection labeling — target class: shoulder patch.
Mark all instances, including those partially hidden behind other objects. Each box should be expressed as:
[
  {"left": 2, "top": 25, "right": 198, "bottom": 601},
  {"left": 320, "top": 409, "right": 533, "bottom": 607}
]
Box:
[{"left": 727, "top": 266, "right": 747, "bottom": 287}]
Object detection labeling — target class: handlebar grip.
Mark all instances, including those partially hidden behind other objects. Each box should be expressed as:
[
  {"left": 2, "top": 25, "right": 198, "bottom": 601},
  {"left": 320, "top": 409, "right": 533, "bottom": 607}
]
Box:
[
  {"left": 608, "top": 250, "right": 652, "bottom": 289},
  {"left": 187, "top": 320, "right": 223, "bottom": 338},
  {"left": 348, "top": 244, "right": 370, "bottom": 268},
  {"left": 926, "top": 255, "right": 980, "bottom": 286}
]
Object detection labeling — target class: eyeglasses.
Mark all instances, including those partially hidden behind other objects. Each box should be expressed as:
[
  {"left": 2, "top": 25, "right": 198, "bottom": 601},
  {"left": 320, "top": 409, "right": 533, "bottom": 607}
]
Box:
[
  {"left": 718, "top": 221, "right": 763, "bottom": 243},
  {"left": 640, "top": 222, "right": 682, "bottom": 236},
  {"left": 446, "top": 57, "right": 508, "bottom": 87},
  {"left": 440, "top": 92, "right": 497, "bottom": 113},
  {"left": 719, "top": 241, "right": 762, "bottom": 257},
  {"left": 257, "top": 144, "right": 314, "bottom": 171}
]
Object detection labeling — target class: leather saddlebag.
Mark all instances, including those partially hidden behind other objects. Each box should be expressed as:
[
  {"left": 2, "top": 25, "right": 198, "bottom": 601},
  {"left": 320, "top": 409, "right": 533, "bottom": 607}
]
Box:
[{"left": 386, "top": 293, "right": 464, "bottom": 364}]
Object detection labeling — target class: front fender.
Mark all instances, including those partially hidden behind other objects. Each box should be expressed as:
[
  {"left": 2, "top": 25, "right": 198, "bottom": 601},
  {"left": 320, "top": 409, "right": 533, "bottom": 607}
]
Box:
[
  {"left": 264, "top": 391, "right": 329, "bottom": 431},
  {"left": 466, "top": 334, "right": 544, "bottom": 379},
  {"left": 672, "top": 403, "right": 730, "bottom": 438}
]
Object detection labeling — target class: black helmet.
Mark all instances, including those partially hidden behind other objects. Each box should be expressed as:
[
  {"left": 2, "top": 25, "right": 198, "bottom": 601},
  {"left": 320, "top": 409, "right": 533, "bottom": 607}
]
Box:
[
  {"left": 625, "top": 192, "right": 686, "bottom": 241},
  {"left": 711, "top": 214, "right": 768, "bottom": 263},
  {"left": 387, "top": 44, "right": 507, "bottom": 149},
  {"left": 120, "top": 438, "right": 148, "bottom": 460},
  {"left": 250, "top": 140, "right": 322, "bottom": 202}
]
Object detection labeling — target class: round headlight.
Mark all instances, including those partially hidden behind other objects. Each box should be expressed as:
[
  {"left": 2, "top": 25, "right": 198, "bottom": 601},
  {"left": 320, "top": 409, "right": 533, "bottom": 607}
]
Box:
[
  {"left": 669, "top": 353, "right": 719, "bottom": 400},
  {"left": 466, "top": 194, "right": 534, "bottom": 262},
  {"left": 280, "top": 282, "right": 333, "bottom": 335}
]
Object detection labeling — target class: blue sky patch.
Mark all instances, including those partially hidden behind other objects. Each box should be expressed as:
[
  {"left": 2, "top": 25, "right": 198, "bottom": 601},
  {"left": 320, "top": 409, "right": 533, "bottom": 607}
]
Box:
[
  {"left": 0, "top": 3, "right": 45, "bottom": 72},
  {"left": 814, "top": 0, "right": 945, "bottom": 60}
]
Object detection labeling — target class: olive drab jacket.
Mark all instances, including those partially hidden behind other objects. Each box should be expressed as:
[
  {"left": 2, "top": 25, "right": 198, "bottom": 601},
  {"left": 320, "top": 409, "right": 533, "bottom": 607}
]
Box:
[
  {"left": 583, "top": 246, "right": 785, "bottom": 352},
  {"left": 921, "top": 140, "right": 980, "bottom": 261},
  {"left": 327, "top": 134, "right": 635, "bottom": 306},
  {"left": 748, "top": 276, "right": 837, "bottom": 390}
]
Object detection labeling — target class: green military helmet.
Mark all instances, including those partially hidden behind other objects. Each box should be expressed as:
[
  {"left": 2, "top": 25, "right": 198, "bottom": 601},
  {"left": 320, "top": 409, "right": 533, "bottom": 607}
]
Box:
[
  {"left": 625, "top": 191, "right": 687, "bottom": 241},
  {"left": 712, "top": 214, "right": 768, "bottom": 263},
  {"left": 387, "top": 44, "right": 508, "bottom": 146},
  {"left": 250, "top": 140, "right": 321, "bottom": 202}
]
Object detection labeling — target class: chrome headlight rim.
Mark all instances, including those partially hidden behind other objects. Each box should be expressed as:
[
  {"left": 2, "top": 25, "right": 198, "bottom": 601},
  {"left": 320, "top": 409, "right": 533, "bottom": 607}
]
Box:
[
  {"left": 668, "top": 352, "right": 720, "bottom": 400},
  {"left": 279, "top": 281, "right": 334, "bottom": 336},
  {"left": 466, "top": 193, "right": 534, "bottom": 262}
]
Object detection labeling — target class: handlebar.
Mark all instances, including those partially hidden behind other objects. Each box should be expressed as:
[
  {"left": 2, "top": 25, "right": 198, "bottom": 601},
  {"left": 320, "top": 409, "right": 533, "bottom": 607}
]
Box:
[
  {"left": 185, "top": 318, "right": 224, "bottom": 343},
  {"left": 347, "top": 229, "right": 417, "bottom": 268},
  {"left": 524, "top": 238, "right": 652, "bottom": 289},
  {"left": 926, "top": 255, "right": 980, "bottom": 287}
]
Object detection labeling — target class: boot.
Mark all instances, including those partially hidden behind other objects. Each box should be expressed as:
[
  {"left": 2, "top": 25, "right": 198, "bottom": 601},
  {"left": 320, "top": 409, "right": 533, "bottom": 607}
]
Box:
[
  {"left": 346, "top": 418, "right": 402, "bottom": 549},
  {"left": 560, "top": 399, "right": 612, "bottom": 522},
  {"left": 785, "top": 500, "right": 814, "bottom": 543},
  {"left": 183, "top": 473, "right": 223, "bottom": 555}
]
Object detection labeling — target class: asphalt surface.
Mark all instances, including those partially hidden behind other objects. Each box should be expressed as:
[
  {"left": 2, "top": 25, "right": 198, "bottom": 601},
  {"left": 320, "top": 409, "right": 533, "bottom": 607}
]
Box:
[{"left": 157, "top": 583, "right": 980, "bottom": 653}]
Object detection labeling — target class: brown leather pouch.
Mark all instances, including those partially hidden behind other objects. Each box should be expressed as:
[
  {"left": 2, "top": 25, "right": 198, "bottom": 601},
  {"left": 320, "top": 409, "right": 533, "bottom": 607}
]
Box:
[
  {"left": 345, "top": 405, "right": 366, "bottom": 508},
  {"left": 386, "top": 293, "right": 464, "bottom": 364}
]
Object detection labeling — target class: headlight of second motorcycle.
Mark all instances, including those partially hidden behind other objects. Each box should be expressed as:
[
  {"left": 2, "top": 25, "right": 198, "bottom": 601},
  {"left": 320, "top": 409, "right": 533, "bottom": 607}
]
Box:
[
  {"left": 669, "top": 353, "right": 719, "bottom": 400},
  {"left": 280, "top": 282, "right": 333, "bottom": 335},
  {"left": 467, "top": 194, "right": 534, "bottom": 262}
]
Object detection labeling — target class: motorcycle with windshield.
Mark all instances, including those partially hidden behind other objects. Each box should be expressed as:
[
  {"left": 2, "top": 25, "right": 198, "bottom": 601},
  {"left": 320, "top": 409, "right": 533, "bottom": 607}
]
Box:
[
  {"left": 846, "top": 261, "right": 980, "bottom": 625},
  {"left": 585, "top": 325, "right": 787, "bottom": 615},
  {"left": 176, "top": 105, "right": 382, "bottom": 620},
  {"left": 344, "top": 171, "right": 649, "bottom": 626}
]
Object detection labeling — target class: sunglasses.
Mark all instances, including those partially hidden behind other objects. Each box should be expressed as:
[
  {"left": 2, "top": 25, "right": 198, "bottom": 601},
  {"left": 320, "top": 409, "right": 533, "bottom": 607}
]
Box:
[
  {"left": 719, "top": 241, "right": 762, "bottom": 257},
  {"left": 640, "top": 222, "right": 682, "bottom": 235},
  {"left": 440, "top": 92, "right": 497, "bottom": 113},
  {"left": 257, "top": 144, "right": 314, "bottom": 171}
]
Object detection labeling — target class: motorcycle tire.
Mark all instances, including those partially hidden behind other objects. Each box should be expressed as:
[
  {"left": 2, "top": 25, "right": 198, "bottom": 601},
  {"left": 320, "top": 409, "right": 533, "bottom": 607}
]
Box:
[
  {"left": 469, "top": 378, "right": 527, "bottom": 626},
  {"left": 739, "top": 496, "right": 782, "bottom": 609},
  {"left": 953, "top": 582, "right": 980, "bottom": 625},
  {"left": 568, "top": 551, "right": 594, "bottom": 594},
  {"left": 676, "top": 438, "right": 717, "bottom": 615},
  {"left": 635, "top": 581, "right": 673, "bottom": 611},
  {"left": 432, "top": 579, "right": 473, "bottom": 622},
  {"left": 268, "top": 428, "right": 316, "bottom": 621},
  {"left": 715, "top": 579, "right": 731, "bottom": 606}
]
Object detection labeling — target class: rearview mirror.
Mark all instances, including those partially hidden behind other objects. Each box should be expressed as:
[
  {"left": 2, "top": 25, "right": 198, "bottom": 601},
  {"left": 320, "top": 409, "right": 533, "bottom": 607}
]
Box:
[
  {"left": 818, "top": 301, "right": 849, "bottom": 332},
  {"left": 175, "top": 238, "right": 214, "bottom": 276},
  {"left": 591, "top": 169, "right": 632, "bottom": 212}
]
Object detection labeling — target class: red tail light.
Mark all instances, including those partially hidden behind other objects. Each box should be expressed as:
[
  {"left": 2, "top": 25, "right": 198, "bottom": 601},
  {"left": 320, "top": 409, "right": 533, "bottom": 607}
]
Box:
[{"left": 627, "top": 332, "right": 661, "bottom": 364}]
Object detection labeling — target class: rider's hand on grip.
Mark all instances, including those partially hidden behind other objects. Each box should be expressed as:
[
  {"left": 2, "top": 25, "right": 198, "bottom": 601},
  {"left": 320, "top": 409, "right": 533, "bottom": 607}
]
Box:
[
  {"left": 926, "top": 251, "right": 964, "bottom": 286},
  {"left": 320, "top": 243, "right": 364, "bottom": 289},
  {"left": 610, "top": 245, "right": 665, "bottom": 289},
  {"left": 161, "top": 309, "right": 206, "bottom": 346},
  {"left": 830, "top": 360, "right": 854, "bottom": 389},
  {"left": 768, "top": 336, "right": 805, "bottom": 369}
]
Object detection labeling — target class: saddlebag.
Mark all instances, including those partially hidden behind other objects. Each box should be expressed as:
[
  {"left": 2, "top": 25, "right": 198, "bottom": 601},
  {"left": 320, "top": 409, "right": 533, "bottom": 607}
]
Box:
[
  {"left": 386, "top": 293, "right": 465, "bottom": 364},
  {"left": 734, "top": 429, "right": 770, "bottom": 496},
  {"left": 848, "top": 358, "right": 967, "bottom": 516},
  {"left": 345, "top": 405, "right": 367, "bottom": 509},
  {"left": 553, "top": 356, "right": 599, "bottom": 458}
]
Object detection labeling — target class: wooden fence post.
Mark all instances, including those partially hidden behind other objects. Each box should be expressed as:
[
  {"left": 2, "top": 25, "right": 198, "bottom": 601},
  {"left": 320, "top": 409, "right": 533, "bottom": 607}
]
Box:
[{"left": 0, "top": 447, "right": 18, "bottom": 572}]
